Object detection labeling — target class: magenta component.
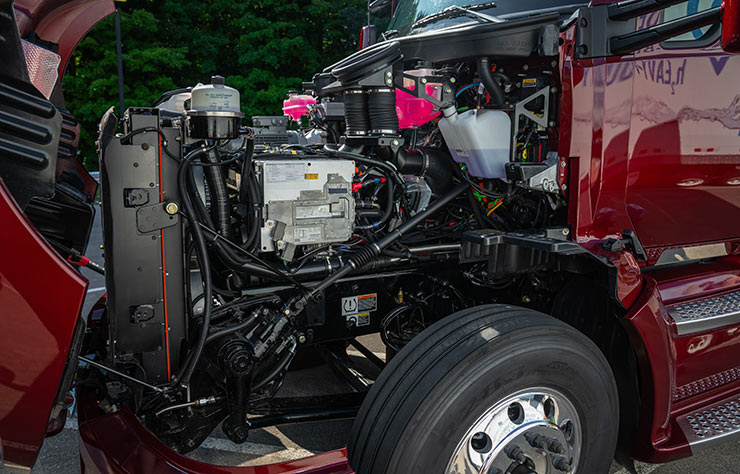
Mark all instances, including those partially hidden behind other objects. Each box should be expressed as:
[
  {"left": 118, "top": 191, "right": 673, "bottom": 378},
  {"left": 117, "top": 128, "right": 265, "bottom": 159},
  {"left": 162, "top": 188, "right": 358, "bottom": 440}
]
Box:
[
  {"left": 395, "top": 86, "right": 440, "bottom": 129},
  {"left": 283, "top": 93, "right": 316, "bottom": 121}
]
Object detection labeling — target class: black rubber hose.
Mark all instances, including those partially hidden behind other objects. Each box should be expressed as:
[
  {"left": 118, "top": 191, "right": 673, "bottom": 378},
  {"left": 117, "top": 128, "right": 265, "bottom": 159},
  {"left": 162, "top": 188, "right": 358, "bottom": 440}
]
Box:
[
  {"left": 323, "top": 145, "right": 405, "bottom": 187},
  {"left": 355, "top": 177, "right": 394, "bottom": 231},
  {"left": 478, "top": 57, "right": 505, "bottom": 106},
  {"left": 343, "top": 90, "right": 370, "bottom": 136},
  {"left": 367, "top": 88, "right": 398, "bottom": 134},
  {"left": 203, "top": 148, "right": 231, "bottom": 238},
  {"left": 172, "top": 145, "right": 216, "bottom": 387},
  {"left": 206, "top": 310, "right": 260, "bottom": 344},
  {"left": 395, "top": 148, "right": 454, "bottom": 194}
]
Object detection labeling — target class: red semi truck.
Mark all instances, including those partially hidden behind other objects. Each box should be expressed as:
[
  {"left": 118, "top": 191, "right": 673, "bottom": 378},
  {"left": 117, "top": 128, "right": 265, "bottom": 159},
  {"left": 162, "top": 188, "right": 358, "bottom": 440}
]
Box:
[{"left": 1, "top": 0, "right": 739, "bottom": 472}]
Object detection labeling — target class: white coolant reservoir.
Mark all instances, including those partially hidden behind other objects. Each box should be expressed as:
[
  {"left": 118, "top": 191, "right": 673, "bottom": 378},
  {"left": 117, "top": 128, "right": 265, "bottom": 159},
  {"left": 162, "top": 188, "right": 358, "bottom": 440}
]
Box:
[{"left": 438, "top": 105, "right": 511, "bottom": 179}]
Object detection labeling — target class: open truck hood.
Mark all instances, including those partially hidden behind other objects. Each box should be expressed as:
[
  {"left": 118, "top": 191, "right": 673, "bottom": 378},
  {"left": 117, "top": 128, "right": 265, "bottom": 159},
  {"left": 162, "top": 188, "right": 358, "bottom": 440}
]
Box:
[{"left": 0, "top": 0, "right": 112, "bottom": 471}]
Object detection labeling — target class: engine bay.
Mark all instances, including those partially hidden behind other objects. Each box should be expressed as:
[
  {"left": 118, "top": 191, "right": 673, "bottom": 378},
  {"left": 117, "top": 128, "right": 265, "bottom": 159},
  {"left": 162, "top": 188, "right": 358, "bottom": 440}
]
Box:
[{"left": 91, "top": 18, "right": 582, "bottom": 452}]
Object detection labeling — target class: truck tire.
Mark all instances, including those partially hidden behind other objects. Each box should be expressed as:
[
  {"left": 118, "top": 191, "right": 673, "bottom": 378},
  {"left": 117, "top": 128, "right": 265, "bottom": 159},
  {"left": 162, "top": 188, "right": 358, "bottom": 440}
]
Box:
[{"left": 347, "top": 304, "right": 619, "bottom": 474}]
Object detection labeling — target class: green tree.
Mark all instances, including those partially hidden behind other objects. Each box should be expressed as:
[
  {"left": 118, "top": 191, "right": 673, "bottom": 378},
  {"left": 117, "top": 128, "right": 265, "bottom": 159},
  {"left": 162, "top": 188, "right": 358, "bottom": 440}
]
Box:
[{"left": 64, "top": 0, "right": 367, "bottom": 168}]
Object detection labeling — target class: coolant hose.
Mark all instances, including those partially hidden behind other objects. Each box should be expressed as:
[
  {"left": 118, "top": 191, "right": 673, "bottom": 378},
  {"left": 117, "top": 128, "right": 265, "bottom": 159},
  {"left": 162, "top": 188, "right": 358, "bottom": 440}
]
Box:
[
  {"left": 478, "top": 57, "right": 505, "bottom": 106},
  {"left": 173, "top": 145, "right": 216, "bottom": 387},
  {"left": 204, "top": 148, "right": 231, "bottom": 238},
  {"left": 355, "top": 177, "right": 394, "bottom": 231}
]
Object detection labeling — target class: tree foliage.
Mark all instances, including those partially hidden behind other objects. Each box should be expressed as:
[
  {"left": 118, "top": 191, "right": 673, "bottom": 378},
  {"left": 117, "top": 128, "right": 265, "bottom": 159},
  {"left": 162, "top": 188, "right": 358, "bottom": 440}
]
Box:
[{"left": 64, "top": 0, "right": 367, "bottom": 167}]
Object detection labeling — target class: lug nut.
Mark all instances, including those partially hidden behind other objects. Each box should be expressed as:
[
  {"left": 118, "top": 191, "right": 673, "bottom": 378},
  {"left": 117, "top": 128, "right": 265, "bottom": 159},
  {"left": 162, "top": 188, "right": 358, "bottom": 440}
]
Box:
[
  {"left": 505, "top": 444, "right": 527, "bottom": 463},
  {"left": 525, "top": 432, "right": 546, "bottom": 449},
  {"left": 552, "top": 455, "right": 571, "bottom": 472},
  {"left": 548, "top": 438, "right": 565, "bottom": 454}
]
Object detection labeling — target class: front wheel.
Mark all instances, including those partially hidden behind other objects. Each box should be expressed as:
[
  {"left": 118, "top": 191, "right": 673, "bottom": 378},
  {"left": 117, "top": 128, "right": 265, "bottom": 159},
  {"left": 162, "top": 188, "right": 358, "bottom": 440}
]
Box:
[{"left": 348, "top": 305, "right": 619, "bottom": 474}]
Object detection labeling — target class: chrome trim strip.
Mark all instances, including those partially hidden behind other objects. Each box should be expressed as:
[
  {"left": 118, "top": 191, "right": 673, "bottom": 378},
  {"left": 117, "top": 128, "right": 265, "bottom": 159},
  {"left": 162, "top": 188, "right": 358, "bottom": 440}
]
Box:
[{"left": 656, "top": 242, "right": 728, "bottom": 265}]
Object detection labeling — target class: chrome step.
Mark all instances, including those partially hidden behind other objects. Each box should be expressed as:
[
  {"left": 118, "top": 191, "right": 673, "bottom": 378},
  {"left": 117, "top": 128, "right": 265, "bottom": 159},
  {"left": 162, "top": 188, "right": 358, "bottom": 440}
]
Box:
[
  {"left": 667, "top": 289, "right": 740, "bottom": 335},
  {"left": 677, "top": 394, "right": 740, "bottom": 453}
]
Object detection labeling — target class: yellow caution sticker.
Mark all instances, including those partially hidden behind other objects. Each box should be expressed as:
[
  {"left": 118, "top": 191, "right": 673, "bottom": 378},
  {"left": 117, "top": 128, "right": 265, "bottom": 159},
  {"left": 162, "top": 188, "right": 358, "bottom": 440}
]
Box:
[{"left": 305, "top": 173, "right": 319, "bottom": 180}]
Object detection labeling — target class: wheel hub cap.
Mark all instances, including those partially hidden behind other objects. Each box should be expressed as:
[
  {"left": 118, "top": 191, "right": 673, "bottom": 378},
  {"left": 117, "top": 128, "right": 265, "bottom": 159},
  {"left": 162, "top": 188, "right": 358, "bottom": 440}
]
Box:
[{"left": 446, "top": 388, "right": 581, "bottom": 474}]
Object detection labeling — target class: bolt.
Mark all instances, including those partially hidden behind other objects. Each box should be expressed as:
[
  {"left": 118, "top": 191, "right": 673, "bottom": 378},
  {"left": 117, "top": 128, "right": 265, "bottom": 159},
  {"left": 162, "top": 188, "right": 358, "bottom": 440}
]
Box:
[
  {"left": 386, "top": 79, "right": 393, "bottom": 86},
  {"left": 450, "top": 77, "right": 456, "bottom": 83},
  {"left": 525, "top": 432, "right": 547, "bottom": 449},
  {"left": 551, "top": 60, "right": 558, "bottom": 68},
  {"left": 578, "top": 44, "right": 588, "bottom": 55},
  {"left": 548, "top": 439, "right": 565, "bottom": 454},
  {"left": 421, "top": 78, "right": 427, "bottom": 84},
  {"left": 385, "top": 71, "right": 392, "bottom": 77},
  {"left": 523, "top": 64, "right": 529, "bottom": 71},
  {"left": 141, "top": 143, "right": 149, "bottom": 151},
  {"left": 561, "top": 184, "right": 568, "bottom": 191},
  {"left": 552, "top": 455, "right": 571, "bottom": 472},
  {"left": 392, "top": 139, "right": 400, "bottom": 146},
  {"left": 560, "top": 161, "right": 566, "bottom": 168},
  {"left": 562, "top": 228, "right": 570, "bottom": 236},
  {"left": 283, "top": 309, "right": 291, "bottom": 316},
  {"left": 297, "top": 334, "right": 307, "bottom": 344},
  {"left": 444, "top": 88, "right": 451, "bottom": 93},
  {"left": 165, "top": 202, "right": 179, "bottom": 215},
  {"left": 549, "top": 120, "right": 557, "bottom": 127},
  {"left": 522, "top": 295, "right": 532, "bottom": 303},
  {"left": 505, "top": 444, "right": 527, "bottom": 463}
]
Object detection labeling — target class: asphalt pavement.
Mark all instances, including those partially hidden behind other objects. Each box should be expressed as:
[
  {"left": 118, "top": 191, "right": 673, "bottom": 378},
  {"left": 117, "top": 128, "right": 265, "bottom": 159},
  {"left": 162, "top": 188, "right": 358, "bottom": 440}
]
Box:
[{"left": 9, "top": 206, "right": 740, "bottom": 473}]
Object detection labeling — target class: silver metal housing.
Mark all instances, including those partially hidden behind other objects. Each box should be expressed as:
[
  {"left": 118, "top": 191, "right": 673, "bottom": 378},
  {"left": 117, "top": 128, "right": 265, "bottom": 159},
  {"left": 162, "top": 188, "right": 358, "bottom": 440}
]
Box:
[{"left": 254, "top": 157, "right": 356, "bottom": 259}]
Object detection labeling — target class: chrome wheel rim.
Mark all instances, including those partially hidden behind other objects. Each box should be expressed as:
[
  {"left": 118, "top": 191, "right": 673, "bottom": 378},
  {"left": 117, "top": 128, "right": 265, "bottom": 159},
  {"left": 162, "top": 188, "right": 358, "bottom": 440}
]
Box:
[{"left": 445, "top": 387, "right": 582, "bottom": 474}]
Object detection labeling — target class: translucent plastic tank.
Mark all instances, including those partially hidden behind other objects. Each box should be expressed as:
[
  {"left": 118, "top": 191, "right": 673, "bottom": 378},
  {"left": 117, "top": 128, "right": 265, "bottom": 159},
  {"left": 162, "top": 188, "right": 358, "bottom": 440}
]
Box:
[
  {"left": 395, "top": 69, "right": 441, "bottom": 129},
  {"left": 283, "top": 92, "right": 316, "bottom": 121},
  {"left": 438, "top": 106, "right": 511, "bottom": 179}
]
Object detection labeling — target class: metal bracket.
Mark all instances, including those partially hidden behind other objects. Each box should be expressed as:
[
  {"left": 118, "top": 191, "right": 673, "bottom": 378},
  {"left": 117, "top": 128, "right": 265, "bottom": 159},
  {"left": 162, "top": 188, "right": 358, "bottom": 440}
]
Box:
[
  {"left": 136, "top": 203, "right": 179, "bottom": 233},
  {"left": 512, "top": 86, "right": 550, "bottom": 160},
  {"left": 394, "top": 73, "right": 456, "bottom": 108}
]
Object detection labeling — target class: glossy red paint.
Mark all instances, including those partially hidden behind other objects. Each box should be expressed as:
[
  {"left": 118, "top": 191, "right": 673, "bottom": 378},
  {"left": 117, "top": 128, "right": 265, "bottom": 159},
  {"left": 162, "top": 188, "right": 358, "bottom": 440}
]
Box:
[
  {"left": 622, "top": 257, "right": 740, "bottom": 462},
  {"left": 628, "top": 13, "right": 740, "bottom": 249},
  {"left": 654, "top": 256, "right": 740, "bottom": 304},
  {"left": 560, "top": 8, "right": 740, "bottom": 463},
  {"left": 0, "top": 178, "right": 87, "bottom": 471},
  {"left": 620, "top": 276, "right": 681, "bottom": 462},
  {"left": 14, "top": 0, "right": 115, "bottom": 77},
  {"left": 77, "top": 388, "right": 354, "bottom": 474},
  {"left": 559, "top": 13, "right": 740, "bottom": 255},
  {"left": 723, "top": 0, "right": 740, "bottom": 53}
]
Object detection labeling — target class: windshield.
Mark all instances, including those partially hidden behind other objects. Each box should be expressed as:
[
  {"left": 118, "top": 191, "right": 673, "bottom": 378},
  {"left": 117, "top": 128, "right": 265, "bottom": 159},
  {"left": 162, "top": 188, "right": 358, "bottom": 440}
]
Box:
[{"left": 387, "top": 0, "right": 587, "bottom": 37}]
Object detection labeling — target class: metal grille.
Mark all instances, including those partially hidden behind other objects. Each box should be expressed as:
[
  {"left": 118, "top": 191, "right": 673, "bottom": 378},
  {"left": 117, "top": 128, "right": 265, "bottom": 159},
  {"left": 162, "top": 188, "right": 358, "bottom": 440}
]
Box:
[
  {"left": 674, "top": 367, "right": 740, "bottom": 402},
  {"left": 678, "top": 396, "right": 740, "bottom": 451},
  {"left": 671, "top": 290, "right": 740, "bottom": 321},
  {"left": 253, "top": 133, "right": 289, "bottom": 146},
  {"left": 668, "top": 289, "right": 740, "bottom": 335},
  {"left": 22, "top": 40, "right": 60, "bottom": 99}
]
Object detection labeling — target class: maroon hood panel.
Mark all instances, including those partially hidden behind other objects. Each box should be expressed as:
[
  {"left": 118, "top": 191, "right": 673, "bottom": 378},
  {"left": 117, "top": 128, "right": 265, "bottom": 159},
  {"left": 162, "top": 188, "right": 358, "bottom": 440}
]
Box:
[
  {"left": 14, "top": 0, "right": 115, "bottom": 78},
  {"left": 0, "top": 178, "right": 87, "bottom": 471}
]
